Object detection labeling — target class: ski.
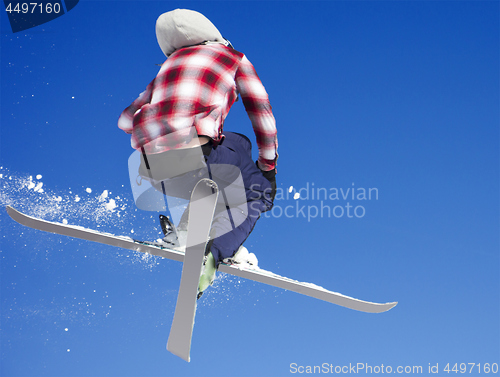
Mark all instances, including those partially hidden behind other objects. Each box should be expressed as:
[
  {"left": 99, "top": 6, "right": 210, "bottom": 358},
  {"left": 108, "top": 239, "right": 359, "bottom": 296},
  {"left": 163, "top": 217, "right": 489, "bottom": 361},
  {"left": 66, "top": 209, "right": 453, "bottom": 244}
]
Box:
[
  {"left": 166, "top": 178, "right": 218, "bottom": 362},
  {"left": 5, "top": 205, "right": 397, "bottom": 314}
]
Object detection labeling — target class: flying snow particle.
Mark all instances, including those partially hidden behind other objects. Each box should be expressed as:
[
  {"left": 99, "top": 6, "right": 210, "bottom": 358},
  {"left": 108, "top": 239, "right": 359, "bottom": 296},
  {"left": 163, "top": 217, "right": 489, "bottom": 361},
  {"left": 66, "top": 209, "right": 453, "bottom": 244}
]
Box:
[
  {"left": 288, "top": 186, "right": 293, "bottom": 193},
  {"left": 99, "top": 190, "right": 108, "bottom": 202},
  {"left": 74, "top": 196, "right": 81, "bottom": 202},
  {"left": 62, "top": 219, "right": 68, "bottom": 225},
  {"left": 64, "top": 328, "right": 68, "bottom": 332},
  {"left": 36, "top": 174, "right": 42, "bottom": 179},
  {"left": 86, "top": 188, "right": 92, "bottom": 193},
  {"left": 294, "top": 192, "right": 300, "bottom": 200},
  {"left": 105, "top": 199, "right": 117, "bottom": 211},
  {"left": 33, "top": 182, "right": 43, "bottom": 192}
]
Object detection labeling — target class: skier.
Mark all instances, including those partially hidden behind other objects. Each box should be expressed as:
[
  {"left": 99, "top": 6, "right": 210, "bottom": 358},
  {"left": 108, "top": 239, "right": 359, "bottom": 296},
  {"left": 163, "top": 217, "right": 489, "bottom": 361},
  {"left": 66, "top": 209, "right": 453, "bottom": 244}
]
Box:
[{"left": 118, "top": 9, "right": 278, "bottom": 296}]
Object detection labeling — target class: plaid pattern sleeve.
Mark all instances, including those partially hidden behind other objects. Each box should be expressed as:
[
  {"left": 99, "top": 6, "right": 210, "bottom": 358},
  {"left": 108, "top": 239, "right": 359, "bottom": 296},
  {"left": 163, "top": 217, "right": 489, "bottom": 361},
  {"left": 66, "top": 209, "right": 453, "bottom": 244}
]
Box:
[
  {"left": 117, "top": 81, "right": 154, "bottom": 135},
  {"left": 236, "top": 56, "right": 278, "bottom": 171}
]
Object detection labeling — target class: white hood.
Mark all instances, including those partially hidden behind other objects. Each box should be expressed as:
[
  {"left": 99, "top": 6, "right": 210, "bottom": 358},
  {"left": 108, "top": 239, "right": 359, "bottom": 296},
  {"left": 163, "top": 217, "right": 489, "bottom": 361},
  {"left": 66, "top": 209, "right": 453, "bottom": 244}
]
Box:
[{"left": 156, "top": 9, "right": 225, "bottom": 57}]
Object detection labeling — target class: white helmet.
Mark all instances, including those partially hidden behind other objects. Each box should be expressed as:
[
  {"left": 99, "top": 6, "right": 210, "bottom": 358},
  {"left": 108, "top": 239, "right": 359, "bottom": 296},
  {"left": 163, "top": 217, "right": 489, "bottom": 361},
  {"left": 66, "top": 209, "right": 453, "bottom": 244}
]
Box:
[{"left": 156, "top": 9, "right": 226, "bottom": 57}]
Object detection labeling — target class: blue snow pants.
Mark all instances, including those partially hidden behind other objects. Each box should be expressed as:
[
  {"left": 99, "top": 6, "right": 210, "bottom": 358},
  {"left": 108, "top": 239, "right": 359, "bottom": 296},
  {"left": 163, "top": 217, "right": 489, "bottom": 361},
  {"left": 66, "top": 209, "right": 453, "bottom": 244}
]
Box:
[
  {"left": 205, "top": 132, "right": 274, "bottom": 265},
  {"left": 142, "top": 131, "right": 274, "bottom": 265}
]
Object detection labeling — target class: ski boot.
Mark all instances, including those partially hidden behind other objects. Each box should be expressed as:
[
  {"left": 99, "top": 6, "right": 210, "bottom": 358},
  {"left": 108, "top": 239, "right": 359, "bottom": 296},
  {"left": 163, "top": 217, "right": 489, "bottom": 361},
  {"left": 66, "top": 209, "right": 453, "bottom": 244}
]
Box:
[
  {"left": 159, "top": 214, "right": 180, "bottom": 247},
  {"left": 197, "top": 242, "right": 216, "bottom": 300},
  {"left": 223, "top": 246, "right": 258, "bottom": 267}
]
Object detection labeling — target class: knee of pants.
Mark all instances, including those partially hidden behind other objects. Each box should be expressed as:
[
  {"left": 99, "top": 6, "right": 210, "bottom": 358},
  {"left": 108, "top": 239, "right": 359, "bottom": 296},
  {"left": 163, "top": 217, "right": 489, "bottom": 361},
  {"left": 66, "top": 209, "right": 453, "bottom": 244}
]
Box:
[{"left": 210, "top": 206, "right": 261, "bottom": 263}]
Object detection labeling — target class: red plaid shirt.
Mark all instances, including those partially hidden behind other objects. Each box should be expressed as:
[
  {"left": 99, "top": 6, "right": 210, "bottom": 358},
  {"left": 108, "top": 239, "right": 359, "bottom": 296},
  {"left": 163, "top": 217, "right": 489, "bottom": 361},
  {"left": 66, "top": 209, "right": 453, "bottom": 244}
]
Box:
[{"left": 118, "top": 44, "right": 278, "bottom": 171}]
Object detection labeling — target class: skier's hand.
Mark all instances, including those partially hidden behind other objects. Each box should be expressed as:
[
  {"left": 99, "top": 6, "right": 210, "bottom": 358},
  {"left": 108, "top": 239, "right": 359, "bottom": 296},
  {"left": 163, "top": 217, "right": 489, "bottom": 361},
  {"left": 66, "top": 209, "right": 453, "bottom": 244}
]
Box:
[{"left": 256, "top": 161, "right": 277, "bottom": 202}]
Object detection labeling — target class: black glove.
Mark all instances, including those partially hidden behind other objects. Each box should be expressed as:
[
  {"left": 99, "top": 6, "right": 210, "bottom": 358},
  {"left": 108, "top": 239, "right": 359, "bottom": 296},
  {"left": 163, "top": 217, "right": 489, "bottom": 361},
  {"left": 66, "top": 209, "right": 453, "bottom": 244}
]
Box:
[{"left": 256, "top": 161, "right": 277, "bottom": 202}]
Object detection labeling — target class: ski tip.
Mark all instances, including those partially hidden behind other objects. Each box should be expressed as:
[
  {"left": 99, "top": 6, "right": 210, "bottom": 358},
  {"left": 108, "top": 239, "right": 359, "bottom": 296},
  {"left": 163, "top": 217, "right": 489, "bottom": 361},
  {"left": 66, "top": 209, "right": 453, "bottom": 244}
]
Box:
[
  {"left": 196, "top": 178, "right": 218, "bottom": 191},
  {"left": 382, "top": 301, "right": 398, "bottom": 312},
  {"left": 5, "top": 205, "right": 18, "bottom": 219},
  {"left": 6, "top": 205, "right": 23, "bottom": 220},
  {"left": 364, "top": 300, "right": 398, "bottom": 313}
]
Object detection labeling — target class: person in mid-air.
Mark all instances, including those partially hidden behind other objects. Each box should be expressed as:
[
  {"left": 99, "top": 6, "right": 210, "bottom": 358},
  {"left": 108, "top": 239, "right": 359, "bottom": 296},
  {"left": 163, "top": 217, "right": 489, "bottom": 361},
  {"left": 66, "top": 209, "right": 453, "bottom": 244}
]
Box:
[{"left": 118, "top": 9, "right": 278, "bottom": 297}]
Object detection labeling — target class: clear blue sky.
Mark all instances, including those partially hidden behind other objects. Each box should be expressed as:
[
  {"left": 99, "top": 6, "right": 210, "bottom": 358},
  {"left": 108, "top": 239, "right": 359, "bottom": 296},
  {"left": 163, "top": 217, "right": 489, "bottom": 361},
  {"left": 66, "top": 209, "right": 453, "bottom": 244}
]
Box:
[{"left": 1, "top": 1, "right": 498, "bottom": 376}]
